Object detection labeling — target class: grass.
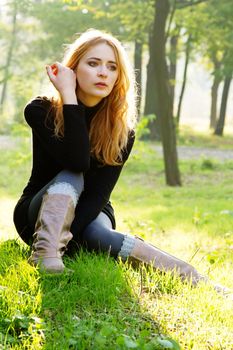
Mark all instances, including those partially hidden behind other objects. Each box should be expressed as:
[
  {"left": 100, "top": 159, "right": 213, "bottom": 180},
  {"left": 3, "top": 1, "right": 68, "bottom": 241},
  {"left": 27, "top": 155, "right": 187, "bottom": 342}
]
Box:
[
  {"left": 0, "top": 131, "right": 233, "bottom": 349},
  {"left": 177, "top": 125, "right": 233, "bottom": 149}
]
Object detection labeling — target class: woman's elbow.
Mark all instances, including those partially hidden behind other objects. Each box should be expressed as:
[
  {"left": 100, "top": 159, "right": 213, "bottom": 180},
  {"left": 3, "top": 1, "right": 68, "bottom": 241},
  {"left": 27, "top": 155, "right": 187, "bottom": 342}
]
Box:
[{"left": 67, "top": 158, "right": 90, "bottom": 172}]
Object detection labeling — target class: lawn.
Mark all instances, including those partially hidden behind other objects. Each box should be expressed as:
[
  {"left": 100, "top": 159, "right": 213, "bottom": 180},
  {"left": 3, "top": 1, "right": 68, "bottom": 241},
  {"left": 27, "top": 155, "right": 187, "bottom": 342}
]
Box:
[{"left": 0, "top": 130, "right": 233, "bottom": 349}]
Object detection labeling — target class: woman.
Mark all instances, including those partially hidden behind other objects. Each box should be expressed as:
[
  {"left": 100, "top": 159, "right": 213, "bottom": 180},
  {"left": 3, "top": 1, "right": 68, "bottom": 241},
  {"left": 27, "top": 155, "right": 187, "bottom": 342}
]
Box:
[{"left": 12, "top": 29, "right": 230, "bottom": 296}]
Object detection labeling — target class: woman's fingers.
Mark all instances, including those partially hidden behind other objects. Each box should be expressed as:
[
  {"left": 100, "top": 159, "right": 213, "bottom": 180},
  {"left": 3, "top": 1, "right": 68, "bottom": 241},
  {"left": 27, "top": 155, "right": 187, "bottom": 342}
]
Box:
[
  {"left": 45, "top": 65, "right": 54, "bottom": 80},
  {"left": 45, "top": 62, "right": 77, "bottom": 94},
  {"left": 51, "top": 63, "right": 58, "bottom": 76},
  {"left": 46, "top": 62, "right": 59, "bottom": 78}
]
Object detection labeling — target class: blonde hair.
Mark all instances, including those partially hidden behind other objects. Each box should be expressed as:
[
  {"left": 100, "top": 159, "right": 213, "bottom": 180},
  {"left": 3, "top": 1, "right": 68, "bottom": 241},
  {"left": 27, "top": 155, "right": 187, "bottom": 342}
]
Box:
[{"left": 50, "top": 29, "right": 137, "bottom": 165}]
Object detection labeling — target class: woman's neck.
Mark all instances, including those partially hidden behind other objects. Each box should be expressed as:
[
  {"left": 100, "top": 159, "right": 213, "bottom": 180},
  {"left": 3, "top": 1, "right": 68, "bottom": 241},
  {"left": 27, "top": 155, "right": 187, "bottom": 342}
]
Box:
[{"left": 77, "top": 95, "right": 103, "bottom": 107}]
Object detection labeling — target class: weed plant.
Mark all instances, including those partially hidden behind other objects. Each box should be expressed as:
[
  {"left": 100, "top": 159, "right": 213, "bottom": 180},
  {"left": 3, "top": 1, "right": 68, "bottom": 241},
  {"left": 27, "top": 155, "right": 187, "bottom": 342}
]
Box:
[{"left": 0, "top": 134, "right": 233, "bottom": 349}]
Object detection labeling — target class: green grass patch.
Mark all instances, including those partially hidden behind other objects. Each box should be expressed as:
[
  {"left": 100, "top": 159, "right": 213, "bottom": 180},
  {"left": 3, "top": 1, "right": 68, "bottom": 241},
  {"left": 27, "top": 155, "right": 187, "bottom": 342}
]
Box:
[
  {"left": 0, "top": 241, "right": 182, "bottom": 349},
  {"left": 177, "top": 125, "right": 233, "bottom": 149},
  {"left": 0, "top": 135, "right": 233, "bottom": 349}
]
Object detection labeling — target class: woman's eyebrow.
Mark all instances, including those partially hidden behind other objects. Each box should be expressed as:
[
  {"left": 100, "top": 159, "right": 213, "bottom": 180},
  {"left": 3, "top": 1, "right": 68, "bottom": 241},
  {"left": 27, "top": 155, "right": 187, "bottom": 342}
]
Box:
[{"left": 87, "top": 57, "right": 117, "bottom": 64}]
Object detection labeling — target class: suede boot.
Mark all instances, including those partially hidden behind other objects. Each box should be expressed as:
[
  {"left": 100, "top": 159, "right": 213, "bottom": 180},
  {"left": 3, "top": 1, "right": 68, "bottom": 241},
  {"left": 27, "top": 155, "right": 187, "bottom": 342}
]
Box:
[
  {"left": 29, "top": 193, "right": 75, "bottom": 273},
  {"left": 119, "top": 236, "right": 205, "bottom": 286},
  {"left": 119, "top": 236, "right": 233, "bottom": 298}
]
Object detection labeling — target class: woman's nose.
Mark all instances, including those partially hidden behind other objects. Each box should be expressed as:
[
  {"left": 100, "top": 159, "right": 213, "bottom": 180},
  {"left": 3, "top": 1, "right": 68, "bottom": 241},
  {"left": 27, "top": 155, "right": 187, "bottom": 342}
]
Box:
[{"left": 97, "top": 65, "right": 108, "bottom": 77}]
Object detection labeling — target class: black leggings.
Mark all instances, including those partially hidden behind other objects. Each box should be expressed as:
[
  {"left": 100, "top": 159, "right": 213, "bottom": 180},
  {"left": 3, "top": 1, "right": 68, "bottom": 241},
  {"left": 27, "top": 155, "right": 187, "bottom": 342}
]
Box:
[{"left": 28, "top": 170, "right": 125, "bottom": 258}]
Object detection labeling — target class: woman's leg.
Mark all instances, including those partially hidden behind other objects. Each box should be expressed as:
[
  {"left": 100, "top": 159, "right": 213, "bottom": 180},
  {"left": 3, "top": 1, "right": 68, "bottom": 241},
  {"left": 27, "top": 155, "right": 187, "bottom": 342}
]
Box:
[
  {"left": 42, "top": 202, "right": 230, "bottom": 296},
  {"left": 28, "top": 170, "right": 84, "bottom": 273},
  {"left": 80, "top": 217, "right": 203, "bottom": 285},
  {"left": 119, "top": 236, "right": 232, "bottom": 296},
  {"left": 28, "top": 170, "right": 84, "bottom": 229},
  {"left": 80, "top": 212, "right": 126, "bottom": 258},
  {"left": 118, "top": 236, "right": 204, "bottom": 285}
]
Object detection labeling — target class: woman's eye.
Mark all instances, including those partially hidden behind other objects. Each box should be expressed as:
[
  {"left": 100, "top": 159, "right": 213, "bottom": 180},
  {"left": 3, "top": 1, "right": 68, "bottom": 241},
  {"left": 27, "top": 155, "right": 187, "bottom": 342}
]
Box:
[
  {"left": 108, "top": 65, "right": 117, "bottom": 71},
  {"left": 88, "top": 61, "right": 97, "bottom": 67}
]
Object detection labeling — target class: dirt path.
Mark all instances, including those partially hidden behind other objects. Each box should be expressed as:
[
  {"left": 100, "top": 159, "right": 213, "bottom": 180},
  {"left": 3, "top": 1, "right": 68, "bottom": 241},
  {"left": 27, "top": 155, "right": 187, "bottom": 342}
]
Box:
[
  {"left": 152, "top": 145, "right": 233, "bottom": 161},
  {"left": 0, "top": 136, "right": 232, "bottom": 161}
]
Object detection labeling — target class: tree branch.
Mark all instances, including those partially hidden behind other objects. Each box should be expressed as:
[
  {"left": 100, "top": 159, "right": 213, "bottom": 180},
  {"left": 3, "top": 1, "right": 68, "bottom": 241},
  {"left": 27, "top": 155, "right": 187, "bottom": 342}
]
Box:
[{"left": 165, "top": 0, "right": 177, "bottom": 42}]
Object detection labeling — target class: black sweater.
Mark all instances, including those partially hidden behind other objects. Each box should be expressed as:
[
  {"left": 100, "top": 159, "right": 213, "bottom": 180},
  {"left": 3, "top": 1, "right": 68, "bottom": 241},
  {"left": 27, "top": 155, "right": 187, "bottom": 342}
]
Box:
[{"left": 13, "top": 98, "right": 135, "bottom": 242}]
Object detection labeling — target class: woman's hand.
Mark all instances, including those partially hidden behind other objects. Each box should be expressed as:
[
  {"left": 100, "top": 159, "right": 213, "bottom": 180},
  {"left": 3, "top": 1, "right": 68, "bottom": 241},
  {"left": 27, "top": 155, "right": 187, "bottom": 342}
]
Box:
[{"left": 46, "top": 62, "right": 78, "bottom": 104}]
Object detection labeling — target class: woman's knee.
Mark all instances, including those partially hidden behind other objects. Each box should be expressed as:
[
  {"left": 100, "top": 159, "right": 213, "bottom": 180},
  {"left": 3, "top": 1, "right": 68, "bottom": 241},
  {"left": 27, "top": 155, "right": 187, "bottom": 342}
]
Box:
[
  {"left": 54, "top": 169, "right": 84, "bottom": 194},
  {"left": 82, "top": 221, "right": 105, "bottom": 247},
  {"left": 81, "top": 218, "right": 125, "bottom": 258},
  {"left": 28, "top": 169, "right": 84, "bottom": 231}
]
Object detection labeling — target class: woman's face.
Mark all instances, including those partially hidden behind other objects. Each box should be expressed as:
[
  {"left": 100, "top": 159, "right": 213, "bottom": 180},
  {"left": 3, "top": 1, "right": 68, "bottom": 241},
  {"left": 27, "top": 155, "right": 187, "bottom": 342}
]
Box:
[{"left": 76, "top": 42, "right": 118, "bottom": 106}]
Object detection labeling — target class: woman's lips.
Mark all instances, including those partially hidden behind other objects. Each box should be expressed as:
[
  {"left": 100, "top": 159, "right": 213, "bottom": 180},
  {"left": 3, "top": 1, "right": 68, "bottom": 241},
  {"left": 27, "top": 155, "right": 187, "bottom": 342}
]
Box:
[{"left": 95, "top": 82, "right": 107, "bottom": 87}]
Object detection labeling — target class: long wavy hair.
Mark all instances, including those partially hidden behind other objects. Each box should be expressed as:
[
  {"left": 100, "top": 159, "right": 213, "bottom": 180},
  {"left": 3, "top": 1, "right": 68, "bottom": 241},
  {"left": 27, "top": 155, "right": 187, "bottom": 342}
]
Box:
[{"left": 49, "top": 29, "right": 137, "bottom": 165}]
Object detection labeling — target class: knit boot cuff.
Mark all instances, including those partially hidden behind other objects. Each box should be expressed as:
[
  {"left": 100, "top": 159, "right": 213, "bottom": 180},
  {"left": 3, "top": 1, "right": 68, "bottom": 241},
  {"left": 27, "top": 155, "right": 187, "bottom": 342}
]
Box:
[
  {"left": 47, "top": 182, "right": 79, "bottom": 207},
  {"left": 118, "top": 235, "right": 136, "bottom": 261}
]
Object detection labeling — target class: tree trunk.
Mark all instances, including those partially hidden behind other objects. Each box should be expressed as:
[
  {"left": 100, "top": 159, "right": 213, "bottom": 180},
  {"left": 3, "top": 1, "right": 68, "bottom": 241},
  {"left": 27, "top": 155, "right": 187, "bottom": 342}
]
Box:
[
  {"left": 176, "top": 34, "right": 192, "bottom": 124},
  {"left": 209, "top": 74, "right": 221, "bottom": 129},
  {"left": 0, "top": 1, "right": 18, "bottom": 111},
  {"left": 134, "top": 40, "right": 143, "bottom": 117},
  {"left": 144, "top": 30, "right": 161, "bottom": 140},
  {"left": 169, "top": 31, "right": 179, "bottom": 116},
  {"left": 214, "top": 75, "right": 232, "bottom": 136},
  {"left": 209, "top": 58, "right": 221, "bottom": 129},
  {"left": 153, "top": 0, "right": 181, "bottom": 186}
]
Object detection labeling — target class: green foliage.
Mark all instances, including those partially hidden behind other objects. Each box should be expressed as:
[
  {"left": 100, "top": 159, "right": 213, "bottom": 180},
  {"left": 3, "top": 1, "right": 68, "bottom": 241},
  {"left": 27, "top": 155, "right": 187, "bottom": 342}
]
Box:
[
  {"left": 10, "top": 123, "right": 30, "bottom": 137},
  {"left": 193, "top": 0, "right": 233, "bottom": 78},
  {"left": 1, "top": 0, "right": 233, "bottom": 134},
  {"left": 105, "top": 0, "right": 154, "bottom": 43},
  {"left": 136, "top": 114, "right": 156, "bottom": 140},
  {"left": 0, "top": 136, "right": 31, "bottom": 197}
]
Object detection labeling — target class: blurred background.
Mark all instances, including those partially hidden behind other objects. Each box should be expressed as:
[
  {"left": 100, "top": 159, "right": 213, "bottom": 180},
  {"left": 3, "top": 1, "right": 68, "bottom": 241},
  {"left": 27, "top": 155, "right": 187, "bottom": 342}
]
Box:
[
  {"left": 0, "top": 0, "right": 232, "bottom": 135},
  {"left": 1, "top": 5, "right": 233, "bottom": 348}
]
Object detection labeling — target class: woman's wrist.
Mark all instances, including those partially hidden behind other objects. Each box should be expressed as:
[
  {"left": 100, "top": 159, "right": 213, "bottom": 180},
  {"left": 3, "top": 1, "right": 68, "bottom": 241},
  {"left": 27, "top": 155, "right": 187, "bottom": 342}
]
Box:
[{"left": 61, "top": 91, "right": 78, "bottom": 105}]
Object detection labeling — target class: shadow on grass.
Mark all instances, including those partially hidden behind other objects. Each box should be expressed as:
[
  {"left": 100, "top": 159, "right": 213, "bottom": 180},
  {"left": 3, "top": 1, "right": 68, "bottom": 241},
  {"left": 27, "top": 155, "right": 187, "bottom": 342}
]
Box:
[{"left": 0, "top": 239, "right": 182, "bottom": 350}]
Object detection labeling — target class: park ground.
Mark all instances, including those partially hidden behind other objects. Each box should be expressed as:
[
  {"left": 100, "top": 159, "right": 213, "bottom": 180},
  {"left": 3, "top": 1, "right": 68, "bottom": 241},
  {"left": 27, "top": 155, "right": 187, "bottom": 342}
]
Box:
[{"left": 0, "top": 128, "right": 233, "bottom": 349}]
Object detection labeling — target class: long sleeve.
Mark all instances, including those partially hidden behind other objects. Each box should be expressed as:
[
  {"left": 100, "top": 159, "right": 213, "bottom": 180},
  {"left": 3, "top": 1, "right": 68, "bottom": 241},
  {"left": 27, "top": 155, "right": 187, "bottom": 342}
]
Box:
[
  {"left": 70, "top": 130, "right": 135, "bottom": 237},
  {"left": 24, "top": 99, "right": 90, "bottom": 172}
]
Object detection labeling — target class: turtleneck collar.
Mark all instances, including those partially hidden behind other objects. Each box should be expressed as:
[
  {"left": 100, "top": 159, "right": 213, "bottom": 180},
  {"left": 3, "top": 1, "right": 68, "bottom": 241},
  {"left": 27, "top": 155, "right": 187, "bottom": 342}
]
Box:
[
  {"left": 78, "top": 98, "right": 104, "bottom": 129},
  {"left": 78, "top": 98, "right": 104, "bottom": 113}
]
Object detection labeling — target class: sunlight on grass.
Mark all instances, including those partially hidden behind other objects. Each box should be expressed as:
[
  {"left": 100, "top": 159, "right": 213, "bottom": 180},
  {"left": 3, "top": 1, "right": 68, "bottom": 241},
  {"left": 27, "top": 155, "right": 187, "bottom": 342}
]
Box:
[
  {"left": 0, "top": 240, "right": 43, "bottom": 348},
  {"left": 0, "top": 197, "right": 18, "bottom": 240},
  {"left": 178, "top": 125, "right": 233, "bottom": 149},
  {"left": 144, "top": 283, "right": 233, "bottom": 350},
  {"left": 1, "top": 135, "right": 233, "bottom": 349}
]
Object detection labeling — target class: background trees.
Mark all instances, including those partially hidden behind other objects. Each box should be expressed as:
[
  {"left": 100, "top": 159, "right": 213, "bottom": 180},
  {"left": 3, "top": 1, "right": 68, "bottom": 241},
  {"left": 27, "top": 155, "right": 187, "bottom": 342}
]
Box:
[{"left": 0, "top": 0, "right": 232, "bottom": 184}]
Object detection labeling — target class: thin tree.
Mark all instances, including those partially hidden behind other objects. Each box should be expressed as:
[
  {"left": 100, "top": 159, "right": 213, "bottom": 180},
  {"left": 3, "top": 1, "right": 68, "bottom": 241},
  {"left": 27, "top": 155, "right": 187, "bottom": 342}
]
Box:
[
  {"left": 144, "top": 28, "right": 161, "bottom": 140},
  {"left": 209, "top": 59, "right": 221, "bottom": 129},
  {"left": 214, "top": 74, "right": 232, "bottom": 136},
  {"left": 169, "top": 27, "right": 180, "bottom": 116},
  {"left": 152, "top": 0, "right": 181, "bottom": 186},
  {"left": 176, "top": 33, "right": 192, "bottom": 124},
  {"left": 134, "top": 40, "right": 143, "bottom": 117},
  {"left": 0, "top": 1, "right": 18, "bottom": 112}
]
